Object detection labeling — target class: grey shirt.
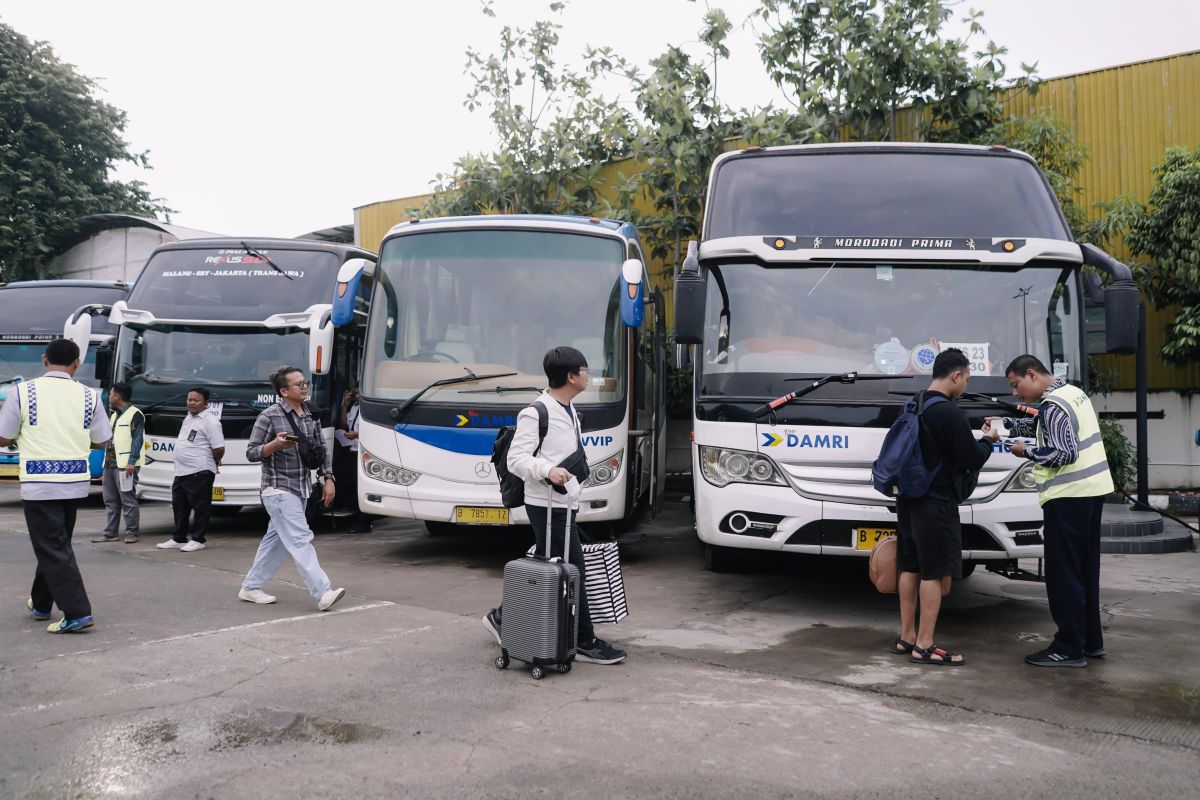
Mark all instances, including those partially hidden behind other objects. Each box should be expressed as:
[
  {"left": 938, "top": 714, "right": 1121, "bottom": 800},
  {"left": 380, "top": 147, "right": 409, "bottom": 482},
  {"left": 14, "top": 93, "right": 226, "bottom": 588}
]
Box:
[
  {"left": 246, "top": 401, "right": 332, "bottom": 500},
  {"left": 173, "top": 411, "right": 224, "bottom": 477},
  {"left": 0, "top": 371, "right": 113, "bottom": 501}
]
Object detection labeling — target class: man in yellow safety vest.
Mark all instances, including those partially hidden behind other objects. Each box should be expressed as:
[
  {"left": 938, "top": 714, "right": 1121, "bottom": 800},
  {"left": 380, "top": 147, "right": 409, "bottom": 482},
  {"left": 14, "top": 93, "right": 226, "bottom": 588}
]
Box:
[
  {"left": 92, "top": 382, "right": 145, "bottom": 544},
  {"left": 0, "top": 338, "right": 112, "bottom": 633},
  {"left": 984, "top": 354, "right": 1114, "bottom": 668}
]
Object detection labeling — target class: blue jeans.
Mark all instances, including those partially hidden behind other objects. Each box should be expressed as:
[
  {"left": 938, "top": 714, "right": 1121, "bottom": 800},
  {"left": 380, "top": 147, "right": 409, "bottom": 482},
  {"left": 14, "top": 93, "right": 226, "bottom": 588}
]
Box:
[{"left": 242, "top": 492, "right": 332, "bottom": 600}]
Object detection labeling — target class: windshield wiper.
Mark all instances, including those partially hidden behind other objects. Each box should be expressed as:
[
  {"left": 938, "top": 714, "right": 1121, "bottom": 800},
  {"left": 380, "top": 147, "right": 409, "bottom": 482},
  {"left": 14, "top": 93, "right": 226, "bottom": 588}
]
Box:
[
  {"left": 0, "top": 376, "right": 24, "bottom": 388},
  {"left": 199, "top": 379, "right": 272, "bottom": 387},
  {"left": 752, "top": 372, "right": 899, "bottom": 419},
  {"left": 141, "top": 390, "right": 203, "bottom": 413},
  {"left": 888, "top": 390, "right": 1041, "bottom": 416},
  {"left": 241, "top": 241, "right": 292, "bottom": 281},
  {"left": 389, "top": 369, "right": 518, "bottom": 421},
  {"left": 458, "top": 385, "right": 542, "bottom": 394}
]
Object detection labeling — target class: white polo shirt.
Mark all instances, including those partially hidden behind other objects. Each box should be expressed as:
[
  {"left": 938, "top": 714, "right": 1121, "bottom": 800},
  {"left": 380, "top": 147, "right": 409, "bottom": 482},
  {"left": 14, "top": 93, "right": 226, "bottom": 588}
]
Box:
[{"left": 173, "top": 411, "right": 224, "bottom": 477}]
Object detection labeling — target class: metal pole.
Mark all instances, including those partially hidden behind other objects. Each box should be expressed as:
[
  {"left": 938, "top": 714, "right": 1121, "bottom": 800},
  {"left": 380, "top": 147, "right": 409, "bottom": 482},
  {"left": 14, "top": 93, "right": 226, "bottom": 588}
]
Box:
[{"left": 1136, "top": 301, "right": 1149, "bottom": 506}]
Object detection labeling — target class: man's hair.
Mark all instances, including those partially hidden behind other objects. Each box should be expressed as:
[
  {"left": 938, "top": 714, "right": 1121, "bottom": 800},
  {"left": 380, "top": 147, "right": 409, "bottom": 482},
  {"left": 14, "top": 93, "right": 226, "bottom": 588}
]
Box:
[
  {"left": 44, "top": 338, "right": 80, "bottom": 367},
  {"left": 931, "top": 347, "right": 970, "bottom": 380},
  {"left": 111, "top": 383, "right": 133, "bottom": 403},
  {"left": 1005, "top": 354, "right": 1051, "bottom": 377},
  {"left": 271, "top": 365, "right": 304, "bottom": 396},
  {"left": 187, "top": 386, "right": 210, "bottom": 402},
  {"left": 543, "top": 346, "right": 588, "bottom": 389}
]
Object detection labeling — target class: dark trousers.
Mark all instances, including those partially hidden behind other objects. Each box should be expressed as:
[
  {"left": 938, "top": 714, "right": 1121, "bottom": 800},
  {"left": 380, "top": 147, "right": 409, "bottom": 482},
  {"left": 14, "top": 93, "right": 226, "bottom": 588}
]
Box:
[
  {"left": 1042, "top": 495, "right": 1105, "bottom": 658},
  {"left": 171, "top": 471, "right": 215, "bottom": 543},
  {"left": 25, "top": 498, "right": 91, "bottom": 619},
  {"left": 498, "top": 503, "right": 594, "bottom": 645}
]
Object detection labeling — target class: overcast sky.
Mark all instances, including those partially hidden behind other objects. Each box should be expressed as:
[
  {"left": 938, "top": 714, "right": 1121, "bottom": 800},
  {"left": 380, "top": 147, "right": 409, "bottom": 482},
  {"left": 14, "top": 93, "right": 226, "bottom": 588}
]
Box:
[{"left": 2, "top": 0, "right": 1197, "bottom": 239}]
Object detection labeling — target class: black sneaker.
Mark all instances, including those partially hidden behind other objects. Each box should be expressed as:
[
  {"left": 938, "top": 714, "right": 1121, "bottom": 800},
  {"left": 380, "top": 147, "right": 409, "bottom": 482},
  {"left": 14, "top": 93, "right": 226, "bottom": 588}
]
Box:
[
  {"left": 1025, "top": 647, "right": 1087, "bottom": 668},
  {"left": 482, "top": 608, "right": 501, "bottom": 646},
  {"left": 576, "top": 638, "right": 627, "bottom": 665}
]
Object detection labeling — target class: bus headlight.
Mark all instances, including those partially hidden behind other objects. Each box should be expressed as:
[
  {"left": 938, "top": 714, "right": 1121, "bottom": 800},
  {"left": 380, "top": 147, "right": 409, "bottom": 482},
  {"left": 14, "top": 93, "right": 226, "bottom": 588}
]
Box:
[
  {"left": 582, "top": 451, "right": 623, "bottom": 488},
  {"left": 699, "top": 446, "right": 785, "bottom": 488},
  {"left": 361, "top": 449, "right": 419, "bottom": 486},
  {"left": 1005, "top": 462, "right": 1038, "bottom": 492}
]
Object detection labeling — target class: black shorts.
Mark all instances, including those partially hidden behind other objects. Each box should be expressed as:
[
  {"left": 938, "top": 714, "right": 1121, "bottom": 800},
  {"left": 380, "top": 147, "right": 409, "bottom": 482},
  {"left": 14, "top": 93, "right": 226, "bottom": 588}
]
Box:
[{"left": 896, "top": 496, "right": 962, "bottom": 580}]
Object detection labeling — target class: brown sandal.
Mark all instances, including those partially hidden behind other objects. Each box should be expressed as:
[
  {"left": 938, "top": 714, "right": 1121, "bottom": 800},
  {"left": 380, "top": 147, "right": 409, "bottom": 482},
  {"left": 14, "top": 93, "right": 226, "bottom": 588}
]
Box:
[{"left": 911, "top": 643, "right": 965, "bottom": 666}]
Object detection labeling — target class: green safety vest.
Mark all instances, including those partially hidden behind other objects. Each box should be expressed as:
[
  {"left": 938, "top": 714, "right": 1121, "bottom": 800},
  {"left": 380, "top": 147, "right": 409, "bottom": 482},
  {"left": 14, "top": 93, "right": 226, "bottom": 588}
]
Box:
[
  {"left": 109, "top": 405, "right": 146, "bottom": 468},
  {"left": 15, "top": 376, "right": 99, "bottom": 484},
  {"left": 1033, "top": 384, "right": 1115, "bottom": 505}
]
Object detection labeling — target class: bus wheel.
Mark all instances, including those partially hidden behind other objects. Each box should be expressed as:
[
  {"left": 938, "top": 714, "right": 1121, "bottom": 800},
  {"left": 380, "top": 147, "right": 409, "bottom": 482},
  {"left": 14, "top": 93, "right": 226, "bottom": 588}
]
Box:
[
  {"left": 705, "top": 544, "right": 736, "bottom": 573},
  {"left": 960, "top": 560, "right": 977, "bottom": 579}
]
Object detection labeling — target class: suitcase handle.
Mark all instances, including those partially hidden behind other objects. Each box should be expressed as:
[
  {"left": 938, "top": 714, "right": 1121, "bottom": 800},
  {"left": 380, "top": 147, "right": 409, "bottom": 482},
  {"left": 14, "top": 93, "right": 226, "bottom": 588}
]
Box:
[{"left": 545, "top": 482, "right": 573, "bottom": 562}]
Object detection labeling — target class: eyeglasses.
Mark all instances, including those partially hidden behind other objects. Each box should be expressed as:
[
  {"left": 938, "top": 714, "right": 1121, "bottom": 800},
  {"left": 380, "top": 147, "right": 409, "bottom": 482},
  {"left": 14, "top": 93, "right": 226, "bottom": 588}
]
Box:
[{"left": 287, "top": 381, "right": 310, "bottom": 389}]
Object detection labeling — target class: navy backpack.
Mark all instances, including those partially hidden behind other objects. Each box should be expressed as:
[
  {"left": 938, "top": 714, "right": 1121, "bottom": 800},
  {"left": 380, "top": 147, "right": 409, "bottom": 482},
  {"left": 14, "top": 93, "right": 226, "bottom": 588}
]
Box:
[{"left": 872, "top": 391, "right": 947, "bottom": 499}]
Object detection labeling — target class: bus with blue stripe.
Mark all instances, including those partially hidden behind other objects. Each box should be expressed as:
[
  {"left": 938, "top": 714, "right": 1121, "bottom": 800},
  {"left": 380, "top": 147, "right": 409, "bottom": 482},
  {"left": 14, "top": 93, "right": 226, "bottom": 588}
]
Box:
[
  {"left": 340, "top": 215, "right": 667, "bottom": 537},
  {"left": 0, "top": 280, "right": 131, "bottom": 482}
]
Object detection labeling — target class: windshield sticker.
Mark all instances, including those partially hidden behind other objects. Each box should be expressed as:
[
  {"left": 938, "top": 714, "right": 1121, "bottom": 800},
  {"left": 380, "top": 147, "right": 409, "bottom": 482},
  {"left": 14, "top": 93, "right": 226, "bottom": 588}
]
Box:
[
  {"left": 873, "top": 339, "right": 909, "bottom": 375},
  {"left": 202, "top": 402, "right": 223, "bottom": 421},
  {"left": 0, "top": 333, "right": 57, "bottom": 342},
  {"left": 940, "top": 342, "right": 989, "bottom": 375},
  {"left": 765, "top": 236, "right": 1025, "bottom": 252},
  {"left": 910, "top": 343, "right": 938, "bottom": 374},
  {"left": 160, "top": 268, "right": 305, "bottom": 279},
  {"left": 1053, "top": 361, "right": 1069, "bottom": 378},
  {"left": 875, "top": 265, "right": 894, "bottom": 282}
]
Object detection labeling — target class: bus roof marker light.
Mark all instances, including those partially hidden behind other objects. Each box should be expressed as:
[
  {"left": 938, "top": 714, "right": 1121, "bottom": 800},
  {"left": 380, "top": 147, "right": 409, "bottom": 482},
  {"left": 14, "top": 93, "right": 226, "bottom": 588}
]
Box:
[
  {"left": 774, "top": 238, "right": 786, "bottom": 250},
  {"left": 1002, "top": 240, "right": 1016, "bottom": 252}
]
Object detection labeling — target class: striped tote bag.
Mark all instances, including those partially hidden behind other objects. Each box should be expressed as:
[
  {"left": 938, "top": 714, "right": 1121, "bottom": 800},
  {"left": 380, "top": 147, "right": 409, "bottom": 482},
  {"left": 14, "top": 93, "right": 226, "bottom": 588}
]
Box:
[{"left": 524, "top": 541, "right": 629, "bottom": 624}]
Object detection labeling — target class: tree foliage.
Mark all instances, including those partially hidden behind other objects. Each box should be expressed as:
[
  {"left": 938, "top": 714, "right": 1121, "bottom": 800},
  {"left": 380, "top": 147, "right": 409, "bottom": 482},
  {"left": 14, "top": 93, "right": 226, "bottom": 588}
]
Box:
[{"left": 0, "top": 23, "right": 170, "bottom": 280}]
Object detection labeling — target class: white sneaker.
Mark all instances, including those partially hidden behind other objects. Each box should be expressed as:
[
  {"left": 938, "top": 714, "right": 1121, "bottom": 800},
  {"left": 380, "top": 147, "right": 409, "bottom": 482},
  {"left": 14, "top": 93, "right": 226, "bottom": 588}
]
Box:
[
  {"left": 156, "top": 539, "right": 186, "bottom": 549},
  {"left": 238, "top": 588, "right": 277, "bottom": 604},
  {"left": 179, "top": 540, "right": 207, "bottom": 552},
  {"left": 317, "top": 588, "right": 346, "bottom": 611}
]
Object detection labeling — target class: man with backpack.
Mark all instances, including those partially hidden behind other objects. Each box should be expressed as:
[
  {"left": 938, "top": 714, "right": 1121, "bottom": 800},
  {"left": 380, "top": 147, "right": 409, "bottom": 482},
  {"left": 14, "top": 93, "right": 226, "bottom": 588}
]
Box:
[
  {"left": 483, "top": 346, "right": 627, "bottom": 665},
  {"left": 882, "top": 348, "right": 993, "bottom": 666}
]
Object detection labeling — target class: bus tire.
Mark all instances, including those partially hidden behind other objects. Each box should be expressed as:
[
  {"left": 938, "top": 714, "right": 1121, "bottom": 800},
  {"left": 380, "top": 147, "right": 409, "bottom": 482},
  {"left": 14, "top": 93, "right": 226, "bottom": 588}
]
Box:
[
  {"left": 705, "top": 544, "right": 736, "bottom": 573},
  {"left": 959, "top": 560, "right": 977, "bottom": 579}
]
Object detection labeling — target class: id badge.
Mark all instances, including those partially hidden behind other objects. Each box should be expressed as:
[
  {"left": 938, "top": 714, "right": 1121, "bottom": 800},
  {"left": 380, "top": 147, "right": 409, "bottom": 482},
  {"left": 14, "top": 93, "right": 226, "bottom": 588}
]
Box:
[{"left": 187, "top": 429, "right": 197, "bottom": 442}]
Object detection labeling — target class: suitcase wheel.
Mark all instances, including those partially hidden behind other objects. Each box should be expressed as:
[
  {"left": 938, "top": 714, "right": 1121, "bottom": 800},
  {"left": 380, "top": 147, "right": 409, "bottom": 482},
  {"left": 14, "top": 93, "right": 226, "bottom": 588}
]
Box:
[
  {"left": 494, "top": 654, "right": 509, "bottom": 670},
  {"left": 530, "top": 666, "right": 545, "bottom": 680},
  {"left": 557, "top": 663, "right": 571, "bottom": 674}
]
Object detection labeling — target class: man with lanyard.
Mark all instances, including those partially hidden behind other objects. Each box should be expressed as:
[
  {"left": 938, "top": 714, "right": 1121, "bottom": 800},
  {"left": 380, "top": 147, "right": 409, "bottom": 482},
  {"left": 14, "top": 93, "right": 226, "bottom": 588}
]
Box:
[
  {"left": 92, "top": 382, "right": 144, "bottom": 544},
  {"left": 984, "top": 355, "right": 1114, "bottom": 668},
  {"left": 334, "top": 386, "right": 370, "bottom": 533},
  {"left": 156, "top": 387, "right": 224, "bottom": 552},
  {"left": 0, "top": 338, "right": 112, "bottom": 633},
  {"left": 238, "top": 365, "right": 345, "bottom": 611}
]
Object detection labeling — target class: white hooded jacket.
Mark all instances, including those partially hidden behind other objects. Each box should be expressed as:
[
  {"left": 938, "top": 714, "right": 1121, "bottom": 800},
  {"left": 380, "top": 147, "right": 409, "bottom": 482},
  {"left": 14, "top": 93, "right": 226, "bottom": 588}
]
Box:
[{"left": 506, "top": 391, "right": 584, "bottom": 510}]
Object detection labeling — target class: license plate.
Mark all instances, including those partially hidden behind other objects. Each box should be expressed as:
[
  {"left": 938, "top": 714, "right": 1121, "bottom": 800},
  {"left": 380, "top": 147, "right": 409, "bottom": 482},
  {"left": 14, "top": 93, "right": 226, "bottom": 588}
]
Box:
[
  {"left": 0, "top": 464, "right": 17, "bottom": 478},
  {"left": 853, "top": 527, "right": 895, "bottom": 551},
  {"left": 212, "top": 487, "right": 225, "bottom": 501},
  {"left": 455, "top": 506, "right": 509, "bottom": 526}
]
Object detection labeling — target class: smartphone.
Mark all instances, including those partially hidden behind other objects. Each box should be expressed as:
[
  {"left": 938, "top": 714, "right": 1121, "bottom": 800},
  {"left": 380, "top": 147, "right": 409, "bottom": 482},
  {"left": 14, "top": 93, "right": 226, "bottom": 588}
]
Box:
[{"left": 282, "top": 433, "right": 299, "bottom": 441}]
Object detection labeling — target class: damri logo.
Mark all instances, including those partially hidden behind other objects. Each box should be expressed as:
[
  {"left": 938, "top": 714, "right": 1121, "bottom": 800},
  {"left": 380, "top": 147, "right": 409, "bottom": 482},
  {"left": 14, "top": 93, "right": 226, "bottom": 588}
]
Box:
[
  {"left": 455, "top": 410, "right": 517, "bottom": 428},
  {"left": 762, "top": 432, "right": 850, "bottom": 449}
]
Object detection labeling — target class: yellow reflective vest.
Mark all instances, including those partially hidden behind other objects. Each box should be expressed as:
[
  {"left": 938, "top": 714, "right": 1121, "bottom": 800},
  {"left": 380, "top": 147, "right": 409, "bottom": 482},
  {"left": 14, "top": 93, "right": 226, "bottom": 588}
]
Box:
[
  {"left": 109, "top": 405, "right": 146, "bottom": 468},
  {"left": 15, "top": 376, "right": 99, "bottom": 484},
  {"left": 1033, "top": 384, "right": 1115, "bottom": 505}
]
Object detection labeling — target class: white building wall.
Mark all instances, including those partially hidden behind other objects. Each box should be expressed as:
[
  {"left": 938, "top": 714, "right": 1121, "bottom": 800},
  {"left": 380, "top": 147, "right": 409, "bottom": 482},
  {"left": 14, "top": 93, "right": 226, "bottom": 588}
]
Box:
[
  {"left": 1095, "top": 391, "right": 1200, "bottom": 490},
  {"left": 56, "top": 228, "right": 173, "bottom": 283}
]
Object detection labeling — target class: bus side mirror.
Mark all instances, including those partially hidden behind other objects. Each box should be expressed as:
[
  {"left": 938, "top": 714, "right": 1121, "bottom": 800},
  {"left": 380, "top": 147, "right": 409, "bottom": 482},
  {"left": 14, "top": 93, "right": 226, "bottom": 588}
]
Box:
[
  {"left": 93, "top": 340, "right": 114, "bottom": 386},
  {"left": 309, "top": 310, "right": 334, "bottom": 375},
  {"left": 333, "top": 258, "right": 372, "bottom": 327},
  {"left": 619, "top": 259, "right": 645, "bottom": 328},
  {"left": 1102, "top": 281, "right": 1139, "bottom": 355},
  {"left": 674, "top": 242, "right": 705, "bottom": 345},
  {"left": 63, "top": 310, "right": 93, "bottom": 364}
]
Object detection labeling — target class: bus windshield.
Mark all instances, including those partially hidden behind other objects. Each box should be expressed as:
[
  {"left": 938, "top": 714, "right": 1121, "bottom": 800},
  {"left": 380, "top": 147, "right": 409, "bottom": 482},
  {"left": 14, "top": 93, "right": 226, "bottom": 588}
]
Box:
[
  {"left": 362, "top": 229, "right": 627, "bottom": 405},
  {"left": 127, "top": 248, "right": 340, "bottom": 320},
  {"left": 0, "top": 285, "right": 127, "bottom": 337},
  {"left": 698, "top": 262, "right": 1082, "bottom": 400},
  {"left": 706, "top": 151, "right": 1071, "bottom": 241},
  {"left": 114, "top": 325, "right": 325, "bottom": 414}
]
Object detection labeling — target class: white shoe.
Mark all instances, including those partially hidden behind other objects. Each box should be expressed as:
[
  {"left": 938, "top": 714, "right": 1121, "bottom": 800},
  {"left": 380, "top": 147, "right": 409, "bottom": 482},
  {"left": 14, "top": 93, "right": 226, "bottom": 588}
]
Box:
[
  {"left": 238, "top": 588, "right": 277, "bottom": 604},
  {"left": 317, "top": 588, "right": 346, "bottom": 611},
  {"left": 156, "top": 539, "right": 186, "bottom": 549},
  {"left": 180, "top": 540, "right": 207, "bottom": 552}
]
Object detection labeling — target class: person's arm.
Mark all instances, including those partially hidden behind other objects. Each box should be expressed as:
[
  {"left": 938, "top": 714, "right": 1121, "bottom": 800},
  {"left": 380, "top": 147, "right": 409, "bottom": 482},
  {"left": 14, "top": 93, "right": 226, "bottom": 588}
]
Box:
[
  {"left": 125, "top": 413, "right": 145, "bottom": 474},
  {"left": 246, "top": 414, "right": 273, "bottom": 463},
  {"left": 1013, "top": 404, "right": 1078, "bottom": 466},
  {"left": 0, "top": 389, "right": 22, "bottom": 447},
  {"left": 89, "top": 392, "right": 113, "bottom": 450},
  {"left": 207, "top": 417, "right": 225, "bottom": 467},
  {"left": 507, "top": 406, "right": 554, "bottom": 483},
  {"left": 947, "top": 410, "right": 992, "bottom": 472}
]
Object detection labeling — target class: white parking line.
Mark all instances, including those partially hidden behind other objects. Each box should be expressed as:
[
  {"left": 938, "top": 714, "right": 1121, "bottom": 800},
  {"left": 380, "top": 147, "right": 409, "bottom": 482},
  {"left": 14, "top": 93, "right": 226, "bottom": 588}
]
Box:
[{"left": 143, "top": 600, "right": 396, "bottom": 645}]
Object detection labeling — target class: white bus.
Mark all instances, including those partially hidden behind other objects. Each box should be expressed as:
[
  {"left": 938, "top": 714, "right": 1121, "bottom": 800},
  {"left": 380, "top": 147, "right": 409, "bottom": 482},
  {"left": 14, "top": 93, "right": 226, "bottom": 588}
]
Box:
[
  {"left": 0, "top": 280, "right": 131, "bottom": 482},
  {"left": 347, "top": 215, "right": 667, "bottom": 537},
  {"left": 99, "top": 239, "right": 375, "bottom": 510},
  {"left": 673, "top": 143, "right": 1139, "bottom": 573}
]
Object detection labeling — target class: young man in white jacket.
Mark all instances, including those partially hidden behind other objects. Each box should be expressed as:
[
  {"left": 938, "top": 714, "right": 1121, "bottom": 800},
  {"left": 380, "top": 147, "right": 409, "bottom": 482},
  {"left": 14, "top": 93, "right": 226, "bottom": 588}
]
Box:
[{"left": 483, "top": 346, "right": 627, "bottom": 665}]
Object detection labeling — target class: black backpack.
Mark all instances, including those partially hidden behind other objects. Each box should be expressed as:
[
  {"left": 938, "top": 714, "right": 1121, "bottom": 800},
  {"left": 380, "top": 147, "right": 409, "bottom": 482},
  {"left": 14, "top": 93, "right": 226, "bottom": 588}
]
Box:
[{"left": 492, "top": 402, "right": 549, "bottom": 508}]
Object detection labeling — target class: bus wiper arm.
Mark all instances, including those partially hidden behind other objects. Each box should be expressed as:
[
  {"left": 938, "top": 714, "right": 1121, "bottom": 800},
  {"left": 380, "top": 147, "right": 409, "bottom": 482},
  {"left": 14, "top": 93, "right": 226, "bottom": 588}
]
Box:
[
  {"left": 752, "top": 372, "right": 898, "bottom": 419},
  {"left": 888, "top": 390, "right": 1040, "bottom": 416},
  {"left": 141, "top": 390, "right": 200, "bottom": 413},
  {"left": 241, "top": 241, "right": 292, "bottom": 281},
  {"left": 389, "top": 369, "right": 518, "bottom": 421},
  {"left": 200, "top": 379, "right": 272, "bottom": 387},
  {"left": 457, "top": 385, "right": 542, "bottom": 394}
]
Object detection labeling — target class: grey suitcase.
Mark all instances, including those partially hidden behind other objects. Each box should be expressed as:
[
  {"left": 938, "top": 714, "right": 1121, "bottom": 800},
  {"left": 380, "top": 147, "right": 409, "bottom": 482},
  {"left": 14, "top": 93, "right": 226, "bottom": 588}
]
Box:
[{"left": 495, "top": 485, "right": 579, "bottom": 680}]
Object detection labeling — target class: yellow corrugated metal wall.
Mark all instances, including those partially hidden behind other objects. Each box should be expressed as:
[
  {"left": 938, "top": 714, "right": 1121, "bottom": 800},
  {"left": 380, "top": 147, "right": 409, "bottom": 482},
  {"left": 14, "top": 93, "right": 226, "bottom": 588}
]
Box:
[{"left": 355, "top": 51, "right": 1200, "bottom": 388}]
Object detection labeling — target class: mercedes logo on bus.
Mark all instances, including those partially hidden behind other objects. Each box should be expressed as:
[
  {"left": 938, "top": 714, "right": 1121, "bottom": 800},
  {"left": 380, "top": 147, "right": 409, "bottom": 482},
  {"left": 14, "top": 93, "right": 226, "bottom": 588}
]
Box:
[{"left": 475, "top": 462, "right": 492, "bottom": 478}]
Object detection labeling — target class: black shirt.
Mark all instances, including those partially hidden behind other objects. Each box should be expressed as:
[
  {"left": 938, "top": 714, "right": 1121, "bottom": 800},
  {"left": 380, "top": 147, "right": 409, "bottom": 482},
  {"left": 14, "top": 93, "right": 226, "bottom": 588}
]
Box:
[{"left": 916, "top": 390, "right": 993, "bottom": 501}]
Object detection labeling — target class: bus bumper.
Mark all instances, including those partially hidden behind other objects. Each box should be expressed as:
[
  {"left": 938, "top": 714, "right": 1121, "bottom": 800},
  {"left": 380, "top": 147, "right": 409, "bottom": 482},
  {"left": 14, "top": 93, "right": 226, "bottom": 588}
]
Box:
[{"left": 137, "top": 459, "right": 264, "bottom": 507}]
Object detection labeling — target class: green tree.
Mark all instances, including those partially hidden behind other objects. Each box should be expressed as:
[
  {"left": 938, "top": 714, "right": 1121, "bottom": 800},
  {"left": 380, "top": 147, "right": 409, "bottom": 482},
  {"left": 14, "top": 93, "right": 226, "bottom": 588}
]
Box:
[
  {"left": 1126, "top": 146, "right": 1200, "bottom": 364},
  {"left": 0, "top": 23, "right": 170, "bottom": 280}
]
